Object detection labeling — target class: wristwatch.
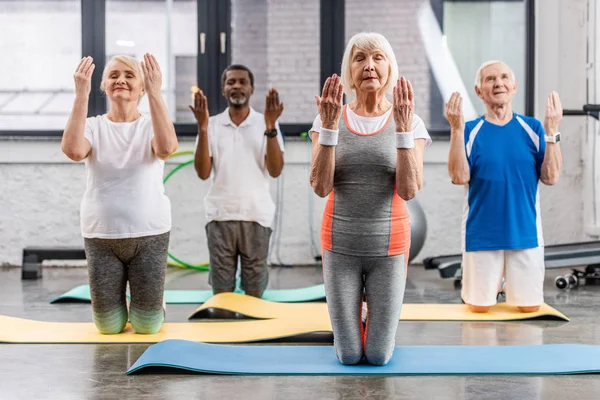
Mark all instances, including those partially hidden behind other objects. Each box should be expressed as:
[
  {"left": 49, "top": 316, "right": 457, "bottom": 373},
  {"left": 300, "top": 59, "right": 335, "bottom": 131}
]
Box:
[
  {"left": 545, "top": 132, "right": 561, "bottom": 143},
  {"left": 265, "top": 128, "right": 278, "bottom": 138}
]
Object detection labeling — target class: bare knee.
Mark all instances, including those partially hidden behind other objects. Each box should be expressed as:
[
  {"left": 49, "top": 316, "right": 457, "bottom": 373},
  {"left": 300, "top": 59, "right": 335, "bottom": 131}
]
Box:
[
  {"left": 518, "top": 305, "right": 540, "bottom": 313},
  {"left": 468, "top": 305, "right": 491, "bottom": 313}
]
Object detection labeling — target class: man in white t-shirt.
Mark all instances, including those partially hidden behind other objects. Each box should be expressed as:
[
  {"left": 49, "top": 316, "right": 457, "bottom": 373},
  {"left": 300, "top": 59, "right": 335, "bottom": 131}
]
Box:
[{"left": 190, "top": 64, "right": 285, "bottom": 298}]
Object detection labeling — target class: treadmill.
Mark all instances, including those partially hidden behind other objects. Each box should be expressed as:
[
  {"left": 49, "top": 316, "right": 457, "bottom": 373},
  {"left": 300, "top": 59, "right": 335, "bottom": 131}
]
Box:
[{"left": 423, "top": 241, "right": 600, "bottom": 289}]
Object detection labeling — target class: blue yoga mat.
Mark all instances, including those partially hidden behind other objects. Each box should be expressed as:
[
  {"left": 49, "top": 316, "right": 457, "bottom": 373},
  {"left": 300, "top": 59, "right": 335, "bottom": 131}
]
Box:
[{"left": 127, "top": 339, "right": 600, "bottom": 375}]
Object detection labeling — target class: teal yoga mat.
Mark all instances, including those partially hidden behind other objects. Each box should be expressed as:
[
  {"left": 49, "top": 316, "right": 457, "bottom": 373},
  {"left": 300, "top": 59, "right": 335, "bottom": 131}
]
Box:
[
  {"left": 51, "top": 284, "right": 326, "bottom": 304},
  {"left": 127, "top": 339, "right": 600, "bottom": 376}
]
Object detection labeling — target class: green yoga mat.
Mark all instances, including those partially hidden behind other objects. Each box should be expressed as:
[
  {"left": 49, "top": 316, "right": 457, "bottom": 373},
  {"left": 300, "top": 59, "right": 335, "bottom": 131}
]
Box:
[{"left": 50, "top": 284, "right": 326, "bottom": 304}]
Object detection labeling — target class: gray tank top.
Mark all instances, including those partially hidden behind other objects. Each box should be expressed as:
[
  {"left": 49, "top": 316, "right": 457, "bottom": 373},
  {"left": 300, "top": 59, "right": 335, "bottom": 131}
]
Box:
[{"left": 320, "top": 106, "right": 411, "bottom": 257}]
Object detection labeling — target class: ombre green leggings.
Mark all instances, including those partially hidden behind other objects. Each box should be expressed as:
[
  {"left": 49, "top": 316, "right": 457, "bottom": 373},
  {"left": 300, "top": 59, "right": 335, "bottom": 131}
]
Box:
[{"left": 83, "top": 232, "right": 169, "bottom": 334}]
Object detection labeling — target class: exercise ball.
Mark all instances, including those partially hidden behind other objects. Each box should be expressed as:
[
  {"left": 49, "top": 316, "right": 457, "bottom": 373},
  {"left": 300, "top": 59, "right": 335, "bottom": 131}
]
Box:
[{"left": 407, "top": 199, "right": 427, "bottom": 262}]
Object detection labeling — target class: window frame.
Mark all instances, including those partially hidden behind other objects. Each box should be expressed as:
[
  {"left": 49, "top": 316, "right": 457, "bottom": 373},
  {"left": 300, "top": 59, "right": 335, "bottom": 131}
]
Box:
[
  {"left": 0, "top": 0, "right": 532, "bottom": 139},
  {"left": 427, "top": 0, "right": 535, "bottom": 138}
]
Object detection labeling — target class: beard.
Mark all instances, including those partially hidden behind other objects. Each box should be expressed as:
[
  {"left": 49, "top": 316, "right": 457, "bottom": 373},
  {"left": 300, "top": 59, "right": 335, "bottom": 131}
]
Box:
[{"left": 228, "top": 93, "right": 248, "bottom": 107}]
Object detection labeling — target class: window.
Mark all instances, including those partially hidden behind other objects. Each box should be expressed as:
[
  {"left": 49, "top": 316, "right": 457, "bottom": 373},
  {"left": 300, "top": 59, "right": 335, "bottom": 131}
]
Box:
[
  {"left": 229, "top": 0, "right": 320, "bottom": 124},
  {"left": 0, "top": 0, "right": 533, "bottom": 137},
  {"left": 442, "top": 0, "right": 528, "bottom": 117},
  {"left": 345, "top": 0, "right": 532, "bottom": 134},
  {"left": 0, "top": 1, "right": 82, "bottom": 130},
  {"left": 106, "top": 0, "right": 198, "bottom": 123}
]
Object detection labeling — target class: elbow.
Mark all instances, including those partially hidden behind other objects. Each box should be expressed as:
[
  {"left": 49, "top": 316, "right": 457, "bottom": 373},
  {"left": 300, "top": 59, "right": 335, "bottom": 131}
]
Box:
[
  {"left": 541, "top": 173, "right": 560, "bottom": 186},
  {"left": 268, "top": 163, "right": 284, "bottom": 178},
  {"left": 311, "top": 181, "right": 332, "bottom": 198},
  {"left": 397, "top": 185, "right": 418, "bottom": 201},
  {"left": 449, "top": 172, "right": 470, "bottom": 185},
  {"left": 62, "top": 146, "right": 87, "bottom": 162},
  {"left": 196, "top": 168, "right": 211, "bottom": 180},
  {"left": 155, "top": 143, "right": 178, "bottom": 160}
]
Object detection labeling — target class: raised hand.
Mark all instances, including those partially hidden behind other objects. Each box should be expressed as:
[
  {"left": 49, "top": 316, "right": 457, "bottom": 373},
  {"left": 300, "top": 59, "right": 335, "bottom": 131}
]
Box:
[
  {"left": 544, "top": 91, "right": 563, "bottom": 134},
  {"left": 140, "top": 53, "right": 162, "bottom": 98},
  {"left": 316, "top": 74, "right": 343, "bottom": 130},
  {"left": 393, "top": 77, "right": 414, "bottom": 132},
  {"left": 264, "top": 88, "right": 284, "bottom": 130},
  {"left": 189, "top": 88, "right": 209, "bottom": 131},
  {"left": 73, "top": 56, "right": 95, "bottom": 97},
  {"left": 445, "top": 92, "right": 464, "bottom": 132}
]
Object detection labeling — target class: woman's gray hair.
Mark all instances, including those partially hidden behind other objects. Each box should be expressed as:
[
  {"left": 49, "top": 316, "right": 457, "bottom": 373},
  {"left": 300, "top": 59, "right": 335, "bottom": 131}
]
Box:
[{"left": 340, "top": 32, "right": 399, "bottom": 98}]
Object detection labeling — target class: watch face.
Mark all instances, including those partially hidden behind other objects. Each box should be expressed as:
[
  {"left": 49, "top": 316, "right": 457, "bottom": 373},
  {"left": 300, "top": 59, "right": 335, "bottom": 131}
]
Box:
[
  {"left": 556, "top": 133, "right": 561, "bottom": 143},
  {"left": 266, "top": 129, "right": 277, "bottom": 138}
]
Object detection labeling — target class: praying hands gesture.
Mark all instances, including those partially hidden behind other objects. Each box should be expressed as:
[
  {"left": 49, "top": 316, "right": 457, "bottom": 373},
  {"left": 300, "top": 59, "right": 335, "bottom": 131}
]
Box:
[
  {"left": 393, "top": 77, "right": 414, "bottom": 133},
  {"left": 316, "top": 74, "right": 344, "bottom": 130},
  {"left": 544, "top": 91, "right": 563, "bottom": 135},
  {"left": 189, "top": 88, "right": 210, "bottom": 132},
  {"left": 445, "top": 92, "right": 464, "bottom": 132},
  {"left": 140, "top": 53, "right": 162, "bottom": 99},
  {"left": 73, "top": 56, "right": 95, "bottom": 98},
  {"left": 264, "top": 88, "right": 284, "bottom": 131}
]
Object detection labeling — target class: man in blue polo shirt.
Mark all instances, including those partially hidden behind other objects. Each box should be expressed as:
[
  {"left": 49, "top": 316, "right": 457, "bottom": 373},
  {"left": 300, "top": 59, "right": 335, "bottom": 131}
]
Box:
[{"left": 446, "top": 60, "right": 563, "bottom": 313}]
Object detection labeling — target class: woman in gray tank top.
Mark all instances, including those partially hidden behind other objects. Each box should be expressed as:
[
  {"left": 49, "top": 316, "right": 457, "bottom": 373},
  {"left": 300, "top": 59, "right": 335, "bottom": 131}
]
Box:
[{"left": 309, "top": 32, "right": 430, "bottom": 366}]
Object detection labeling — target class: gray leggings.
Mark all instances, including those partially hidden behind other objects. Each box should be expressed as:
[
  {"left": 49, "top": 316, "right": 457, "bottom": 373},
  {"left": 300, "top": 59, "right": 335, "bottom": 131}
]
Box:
[
  {"left": 323, "top": 249, "right": 406, "bottom": 366},
  {"left": 83, "top": 232, "right": 169, "bottom": 334}
]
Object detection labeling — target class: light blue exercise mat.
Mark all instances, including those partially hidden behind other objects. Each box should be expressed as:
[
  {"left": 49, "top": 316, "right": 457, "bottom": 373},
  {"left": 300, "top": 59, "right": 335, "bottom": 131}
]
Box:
[{"left": 127, "top": 340, "right": 600, "bottom": 376}]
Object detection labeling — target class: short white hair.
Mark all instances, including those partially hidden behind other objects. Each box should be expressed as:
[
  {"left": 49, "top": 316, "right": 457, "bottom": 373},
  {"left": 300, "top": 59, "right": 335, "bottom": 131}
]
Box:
[
  {"left": 340, "top": 32, "right": 399, "bottom": 98},
  {"left": 474, "top": 60, "right": 516, "bottom": 88},
  {"left": 100, "top": 55, "right": 145, "bottom": 95}
]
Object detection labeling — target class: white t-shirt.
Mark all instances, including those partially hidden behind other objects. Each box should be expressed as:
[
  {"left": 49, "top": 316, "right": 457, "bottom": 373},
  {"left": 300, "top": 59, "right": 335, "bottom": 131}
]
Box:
[
  {"left": 310, "top": 105, "right": 432, "bottom": 146},
  {"left": 80, "top": 114, "right": 171, "bottom": 239},
  {"left": 196, "top": 107, "right": 285, "bottom": 228}
]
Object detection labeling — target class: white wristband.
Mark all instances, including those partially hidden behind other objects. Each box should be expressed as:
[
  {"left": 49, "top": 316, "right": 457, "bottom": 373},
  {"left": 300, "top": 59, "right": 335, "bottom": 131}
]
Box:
[
  {"left": 396, "top": 132, "right": 415, "bottom": 149},
  {"left": 318, "top": 128, "right": 339, "bottom": 146}
]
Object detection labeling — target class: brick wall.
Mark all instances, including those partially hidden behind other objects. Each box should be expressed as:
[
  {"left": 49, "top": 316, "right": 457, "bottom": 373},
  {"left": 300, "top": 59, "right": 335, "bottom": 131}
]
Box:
[
  {"left": 231, "top": 0, "right": 429, "bottom": 125},
  {"left": 346, "top": 0, "right": 431, "bottom": 125},
  {"left": 232, "top": 0, "right": 320, "bottom": 124}
]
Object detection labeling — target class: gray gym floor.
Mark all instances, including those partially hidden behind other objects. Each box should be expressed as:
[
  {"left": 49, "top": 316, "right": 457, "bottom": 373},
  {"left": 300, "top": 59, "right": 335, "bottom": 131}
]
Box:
[{"left": 1, "top": 264, "right": 599, "bottom": 400}]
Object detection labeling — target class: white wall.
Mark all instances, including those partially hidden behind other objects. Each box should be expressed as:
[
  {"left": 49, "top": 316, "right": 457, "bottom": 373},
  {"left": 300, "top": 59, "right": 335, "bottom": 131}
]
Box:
[{"left": 0, "top": 0, "right": 597, "bottom": 267}]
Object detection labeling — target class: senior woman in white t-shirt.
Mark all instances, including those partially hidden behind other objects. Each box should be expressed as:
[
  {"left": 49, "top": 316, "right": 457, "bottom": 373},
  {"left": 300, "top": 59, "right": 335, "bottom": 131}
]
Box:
[{"left": 61, "top": 53, "right": 177, "bottom": 334}]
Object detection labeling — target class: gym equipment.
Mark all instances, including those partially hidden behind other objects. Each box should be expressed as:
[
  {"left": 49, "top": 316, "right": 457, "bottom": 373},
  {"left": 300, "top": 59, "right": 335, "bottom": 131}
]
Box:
[
  {"left": 50, "top": 284, "right": 327, "bottom": 304},
  {"left": 423, "top": 241, "right": 600, "bottom": 288},
  {"left": 20, "top": 246, "right": 206, "bottom": 280},
  {"left": 21, "top": 247, "right": 85, "bottom": 280},
  {"left": 127, "top": 339, "right": 600, "bottom": 375},
  {"left": 0, "top": 315, "right": 332, "bottom": 344},
  {"left": 555, "top": 265, "right": 600, "bottom": 290},
  {"left": 162, "top": 153, "right": 210, "bottom": 270},
  {"left": 188, "top": 293, "right": 568, "bottom": 321},
  {"left": 407, "top": 199, "right": 427, "bottom": 262}
]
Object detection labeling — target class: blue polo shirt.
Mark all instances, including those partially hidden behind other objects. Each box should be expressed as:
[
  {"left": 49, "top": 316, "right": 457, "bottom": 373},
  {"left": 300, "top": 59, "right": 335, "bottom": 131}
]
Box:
[{"left": 463, "top": 113, "right": 546, "bottom": 251}]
